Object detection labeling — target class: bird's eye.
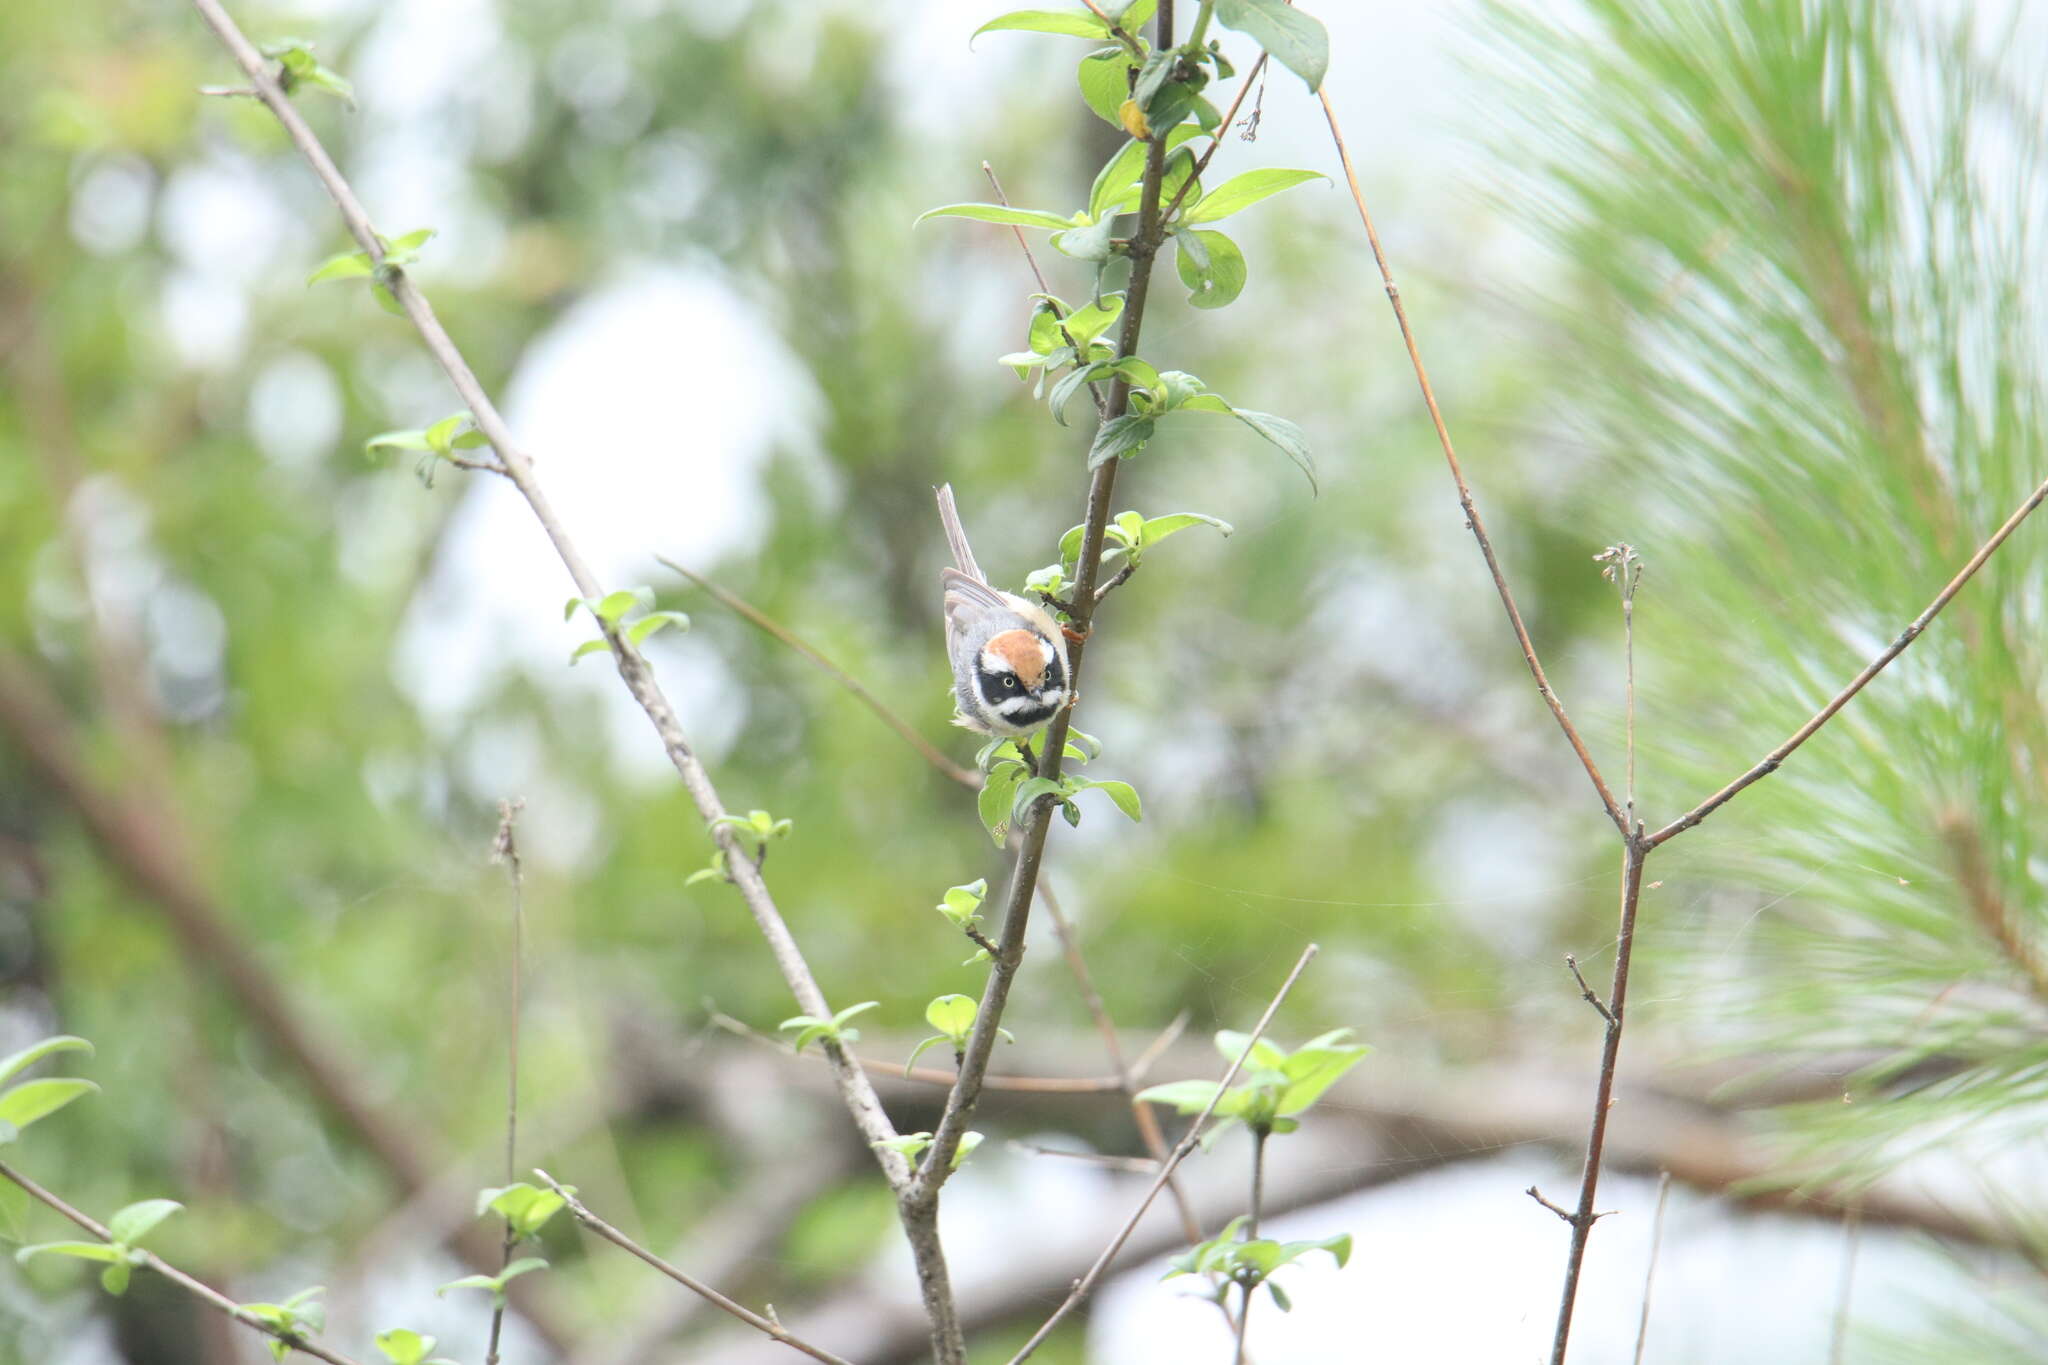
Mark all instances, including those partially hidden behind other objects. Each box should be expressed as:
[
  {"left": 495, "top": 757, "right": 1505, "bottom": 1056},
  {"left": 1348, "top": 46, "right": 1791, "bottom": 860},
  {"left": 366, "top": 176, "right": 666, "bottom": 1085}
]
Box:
[{"left": 1002, "top": 675, "right": 1020, "bottom": 691}]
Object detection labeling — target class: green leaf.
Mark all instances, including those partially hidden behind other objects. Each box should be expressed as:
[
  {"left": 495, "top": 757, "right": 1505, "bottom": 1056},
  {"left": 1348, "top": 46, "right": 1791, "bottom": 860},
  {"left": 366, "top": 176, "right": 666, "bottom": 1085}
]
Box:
[
  {"left": 16, "top": 1240, "right": 126, "bottom": 1265},
  {"left": 904, "top": 1035, "right": 950, "bottom": 1075},
  {"left": 479, "top": 1183, "right": 568, "bottom": 1239},
  {"left": 937, "top": 879, "right": 988, "bottom": 926},
  {"left": 0, "top": 1037, "right": 91, "bottom": 1090},
  {"left": 1050, "top": 214, "right": 1117, "bottom": 262},
  {"left": 952, "top": 1131, "right": 985, "bottom": 1168},
  {"left": 874, "top": 1132, "right": 932, "bottom": 1159},
  {"left": 1187, "top": 168, "right": 1326, "bottom": 224},
  {"left": 106, "top": 1200, "right": 182, "bottom": 1248},
  {"left": 917, "top": 203, "right": 1076, "bottom": 231},
  {"left": 569, "top": 638, "right": 610, "bottom": 664},
  {"left": 500, "top": 1256, "right": 548, "bottom": 1284},
  {"left": 1089, "top": 139, "right": 1149, "bottom": 220},
  {"left": 0, "top": 1079, "right": 97, "bottom": 1131},
  {"left": 593, "top": 590, "right": 639, "bottom": 624},
  {"left": 980, "top": 763, "right": 1025, "bottom": 845},
  {"left": 1080, "top": 779, "right": 1143, "bottom": 821},
  {"left": 1229, "top": 408, "right": 1317, "bottom": 493},
  {"left": 422, "top": 413, "right": 467, "bottom": 453},
  {"left": 101, "top": 1261, "right": 131, "bottom": 1296},
  {"left": 1048, "top": 363, "right": 1108, "bottom": 425},
  {"left": 1141, "top": 512, "right": 1233, "bottom": 547},
  {"left": 364, "top": 429, "right": 433, "bottom": 458},
  {"left": 1174, "top": 228, "right": 1248, "bottom": 308},
  {"left": 307, "top": 251, "right": 373, "bottom": 286},
  {"left": 626, "top": 611, "right": 689, "bottom": 647},
  {"left": 972, "top": 10, "right": 1112, "bottom": 42},
  {"left": 436, "top": 1273, "right": 497, "bottom": 1297},
  {"left": 1158, "top": 146, "right": 1200, "bottom": 214},
  {"left": 1134, "top": 1079, "right": 1224, "bottom": 1113},
  {"left": 383, "top": 227, "right": 437, "bottom": 263},
  {"left": 1062, "top": 294, "right": 1126, "bottom": 349},
  {"left": 1078, "top": 48, "right": 1134, "bottom": 126},
  {"left": 375, "top": 1329, "right": 438, "bottom": 1365},
  {"left": 1012, "top": 776, "right": 1068, "bottom": 822},
  {"left": 1268, "top": 1279, "right": 1293, "bottom": 1312},
  {"left": 1088, "top": 416, "right": 1154, "bottom": 469},
  {"left": 1214, "top": 1029, "right": 1289, "bottom": 1074},
  {"left": 1277, "top": 1041, "right": 1371, "bottom": 1116},
  {"left": 925, "top": 994, "right": 979, "bottom": 1040},
  {"left": 1214, "top": 0, "right": 1329, "bottom": 90}
]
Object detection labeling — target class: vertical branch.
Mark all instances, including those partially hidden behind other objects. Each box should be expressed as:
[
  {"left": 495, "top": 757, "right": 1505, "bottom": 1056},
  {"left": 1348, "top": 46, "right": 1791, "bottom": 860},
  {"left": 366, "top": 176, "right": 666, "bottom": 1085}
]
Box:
[
  {"left": 1233, "top": 1127, "right": 1271, "bottom": 1365},
  {"left": 1317, "top": 89, "right": 1626, "bottom": 835},
  {"left": 1545, "top": 839, "right": 1647, "bottom": 1365},
  {"left": 910, "top": 0, "right": 1178, "bottom": 1205},
  {"left": 485, "top": 800, "right": 525, "bottom": 1365}
]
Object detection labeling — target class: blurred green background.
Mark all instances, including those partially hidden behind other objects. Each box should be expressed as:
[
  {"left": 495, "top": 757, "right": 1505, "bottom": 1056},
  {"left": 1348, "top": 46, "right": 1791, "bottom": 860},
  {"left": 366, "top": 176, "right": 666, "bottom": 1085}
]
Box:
[{"left": 2, "top": 0, "right": 2045, "bottom": 1361}]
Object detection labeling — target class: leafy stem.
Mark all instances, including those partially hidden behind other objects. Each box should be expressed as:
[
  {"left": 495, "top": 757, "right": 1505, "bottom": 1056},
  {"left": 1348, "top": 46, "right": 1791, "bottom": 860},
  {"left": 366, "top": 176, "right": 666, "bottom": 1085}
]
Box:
[{"left": 909, "top": 0, "right": 1181, "bottom": 1218}]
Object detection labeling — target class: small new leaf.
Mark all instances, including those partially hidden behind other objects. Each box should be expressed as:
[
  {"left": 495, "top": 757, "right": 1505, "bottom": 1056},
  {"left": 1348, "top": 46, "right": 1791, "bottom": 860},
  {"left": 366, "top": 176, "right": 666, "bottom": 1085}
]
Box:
[
  {"left": 917, "top": 204, "right": 1076, "bottom": 231},
  {"left": 972, "top": 10, "right": 1112, "bottom": 42},
  {"left": 1185, "top": 169, "right": 1327, "bottom": 224},
  {"left": 1088, "top": 415, "right": 1155, "bottom": 469},
  {"left": 106, "top": 1200, "right": 182, "bottom": 1249}
]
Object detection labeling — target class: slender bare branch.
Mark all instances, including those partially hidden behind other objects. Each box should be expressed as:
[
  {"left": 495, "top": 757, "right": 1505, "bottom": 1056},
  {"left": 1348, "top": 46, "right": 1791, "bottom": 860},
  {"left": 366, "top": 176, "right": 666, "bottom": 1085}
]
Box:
[
  {"left": 981, "top": 163, "right": 1108, "bottom": 422},
  {"left": 1548, "top": 840, "right": 1648, "bottom": 1365},
  {"left": 0, "top": 1160, "right": 364, "bottom": 1365},
  {"left": 1648, "top": 472, "right": 2048, "bottom": 846},
  {"left": 186, "top": 0, "right": 906, "bottom": 1184},
  {"left": 1317, "top": 89, "right": 1626, "bottom": 834},
  {"left": 1005, "top": 942, "right": 1320, "bottom": 1365},
  {"left": 1828, "top": 1204, "right": 1862, "bottom": 1365},
  {"left": 655, "top": 557, "right": 975, "bottom": 787},
  {"left": 536, "top": 1170, "right": 860, "bottom": 1365}
]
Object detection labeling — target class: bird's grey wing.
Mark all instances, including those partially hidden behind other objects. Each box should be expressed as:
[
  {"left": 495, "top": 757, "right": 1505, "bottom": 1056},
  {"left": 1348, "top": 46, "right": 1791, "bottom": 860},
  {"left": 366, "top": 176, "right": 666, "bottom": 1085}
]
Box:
[
  {"left": 933, "top": 483, "right": 983, "bottom": 582},
  {"left": 942, "top": 567, "right": 1016, "bottom": 633}
]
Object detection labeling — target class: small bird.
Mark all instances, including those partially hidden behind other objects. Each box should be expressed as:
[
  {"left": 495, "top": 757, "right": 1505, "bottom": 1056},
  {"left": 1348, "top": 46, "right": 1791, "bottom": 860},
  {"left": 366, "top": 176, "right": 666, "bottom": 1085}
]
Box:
[{"left": 936, "top": 484, "right": 1070, "bottom": 738}]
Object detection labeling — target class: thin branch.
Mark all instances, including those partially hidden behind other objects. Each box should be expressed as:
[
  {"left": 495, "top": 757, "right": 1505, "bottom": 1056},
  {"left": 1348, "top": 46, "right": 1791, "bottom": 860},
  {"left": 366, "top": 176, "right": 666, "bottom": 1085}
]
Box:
[
  {"left": 1631, "top": 1171, "right": 1671, "bottom": 1365},
  {"left": 1160, "top": 53, "right": 1270, "bottom": 225},
  {"left": 0, "top": 1160, "right": 364, "bottom": 1365},
  {"left": 486, "top": 799, "right": 526, "bottom": 1365},
  {"left": 1647, "top": 472, "right": 2048, "bottom": 847},
  {"left": 1004, "top": 942, "right": 1320, "bottom": 1365},
  {"left": 655, "top": 557, "right": 975, "bottom": 787},
  {"left": 1563, "top": 954, "right": 1613, "bottom": 1024},
  {"left": 1317, "top": 89, "right": 1626, "bottom": 834},
  {"left": 1548, "top": 840, "right": 1648, "bottom": 1365},
  {"left": 535, "top": 1171, "right": 859, "bottom": 1365},
  {"left": 907, "top": 0, "right": 1182, "bottom": 1224},
  {"left": 186, "top": 0, "right": 908, "bottom": 1186}
]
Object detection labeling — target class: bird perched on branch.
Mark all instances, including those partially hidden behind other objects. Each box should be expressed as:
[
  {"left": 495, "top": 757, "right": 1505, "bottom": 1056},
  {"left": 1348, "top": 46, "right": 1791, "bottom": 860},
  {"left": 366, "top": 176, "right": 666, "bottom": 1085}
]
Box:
[{"left": 936, "top": 483, "right": 1070, "bottom": 738}]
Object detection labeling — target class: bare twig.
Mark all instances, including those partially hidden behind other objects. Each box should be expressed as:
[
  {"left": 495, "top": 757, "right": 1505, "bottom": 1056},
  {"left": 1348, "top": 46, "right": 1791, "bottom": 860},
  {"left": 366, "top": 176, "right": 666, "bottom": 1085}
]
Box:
[
  {"left": 1317, "top": 90, "right": 1626, "bottom": 834},
  {"left": 655, "top": 557, "right": 975, "bottom": 787},
  {"left": 1525, "top": 1185, "right": 1575, "bottom": 1223},
  {"left": 1233, "top": 1127, "right": 1271, "bottom": 1365},
  {"left": 1548, "top": 840, "right": 1648, "bottom": 1365},
  {"left": 1563, "top": 954, "right": 1613, "bottom": 1023},
  {"left": 485, "top": 799, "right": 526, "bottom": 1365},
  {"left": 1004, "top": 942, "right": 1320, "bottom": 1365},
  {"left": 1647, "top": 473, "right": 2048, "bottom": 846},
  {"left": 1160, "top": 54, "right": 1271, "bottom": 225},
  {"left": 1631, "top": 1171, "right": 1672, "bottom": 1365},
  {"left": 0, "top": 1160, "right": 364, "bottom": 1365},
  {"left": 536, "top": 1170, "right": 859, "bottom": 1365},
  {"left": 981, "top": 163, "right": 1108, "bottom": 423}
]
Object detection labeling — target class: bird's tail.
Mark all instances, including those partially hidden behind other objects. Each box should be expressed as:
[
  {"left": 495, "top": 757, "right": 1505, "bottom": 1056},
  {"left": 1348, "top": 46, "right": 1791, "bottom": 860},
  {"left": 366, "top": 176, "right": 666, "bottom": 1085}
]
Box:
[{"left": 933, "top": 483, "right": 983, "bottom": 582}]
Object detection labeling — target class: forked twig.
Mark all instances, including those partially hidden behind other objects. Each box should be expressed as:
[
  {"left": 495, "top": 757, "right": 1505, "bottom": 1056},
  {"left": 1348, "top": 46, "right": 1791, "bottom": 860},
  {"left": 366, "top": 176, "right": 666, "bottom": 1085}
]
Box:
[{"left": 1004, "top": 942, "right": 1320, "bottom": 1365}]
